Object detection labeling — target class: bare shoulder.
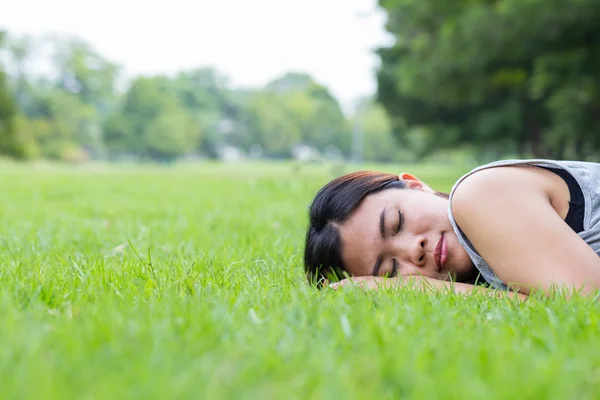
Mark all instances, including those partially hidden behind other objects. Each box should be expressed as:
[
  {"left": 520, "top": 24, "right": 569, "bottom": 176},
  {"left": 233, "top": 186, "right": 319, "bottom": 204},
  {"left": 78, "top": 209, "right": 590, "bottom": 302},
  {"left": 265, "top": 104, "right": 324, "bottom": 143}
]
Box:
[{"left": 450, "top": 165, "right": 550, "bottom": 217}]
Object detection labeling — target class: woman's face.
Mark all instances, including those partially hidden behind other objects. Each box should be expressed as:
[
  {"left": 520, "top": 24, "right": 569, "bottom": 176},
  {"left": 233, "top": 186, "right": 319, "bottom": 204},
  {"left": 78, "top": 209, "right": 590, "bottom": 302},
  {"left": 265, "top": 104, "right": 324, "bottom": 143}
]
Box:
[{"left": 337, "top": 174, "right": 475, "bottom": 281}]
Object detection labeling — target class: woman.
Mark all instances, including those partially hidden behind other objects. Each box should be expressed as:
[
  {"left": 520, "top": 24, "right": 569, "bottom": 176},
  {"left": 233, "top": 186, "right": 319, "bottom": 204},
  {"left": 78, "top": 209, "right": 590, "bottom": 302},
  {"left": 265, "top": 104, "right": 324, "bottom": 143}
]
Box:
[{"left": 304, "top": 159, "right": 600, "bottom": 299}]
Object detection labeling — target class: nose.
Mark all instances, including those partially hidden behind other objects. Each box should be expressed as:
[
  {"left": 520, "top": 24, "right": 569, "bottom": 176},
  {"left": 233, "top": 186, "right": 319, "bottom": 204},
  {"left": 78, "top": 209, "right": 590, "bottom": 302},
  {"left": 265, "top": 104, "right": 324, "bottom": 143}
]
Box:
[
  {"left": 387, "top": 235, "right": 428, "bottom": 276},
  {"left": 400, "top": 235, "right": 427, "bottom": 267},
  {"left": 391, "top": 235, "right": 434, "bottom": 278}
]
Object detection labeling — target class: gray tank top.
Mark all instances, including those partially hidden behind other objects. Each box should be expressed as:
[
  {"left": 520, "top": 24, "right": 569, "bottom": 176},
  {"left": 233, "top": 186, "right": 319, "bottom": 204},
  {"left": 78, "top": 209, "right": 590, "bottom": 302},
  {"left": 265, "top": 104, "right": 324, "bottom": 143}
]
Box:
[{"left": 447, "top": 159, "right": 600, "bottom": 290}]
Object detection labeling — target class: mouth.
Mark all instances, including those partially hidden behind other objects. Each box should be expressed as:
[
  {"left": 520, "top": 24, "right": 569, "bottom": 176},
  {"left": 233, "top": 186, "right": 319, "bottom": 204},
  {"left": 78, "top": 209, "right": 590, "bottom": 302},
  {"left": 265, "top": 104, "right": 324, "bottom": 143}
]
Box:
[{"left": 434, "top": 233, "right": 447, "bottom": 272}]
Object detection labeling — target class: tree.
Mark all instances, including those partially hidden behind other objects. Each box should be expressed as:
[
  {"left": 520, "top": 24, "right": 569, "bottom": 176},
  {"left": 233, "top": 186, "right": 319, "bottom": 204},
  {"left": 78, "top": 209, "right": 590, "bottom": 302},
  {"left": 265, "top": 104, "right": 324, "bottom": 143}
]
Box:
[
  {"left": 169, "top": 68, "right": 242, "bottom": 157},
  {"left": 50, "top": 34, "right": 120, "bottom": 117},
  {"left": 376, "top": 0, "right": 600, "bottom": 160},
  {"left": 353, "top": 98, "right": 404, "bottom": 163},
  {"left": 243, "top": 73, "right": 352, "bottom": 158},
  {"left": 104, "top": 76, "right": 200, "bottom": 161},
  {"left": 244, "top": 91, "right": 303, "bottom": 157},
  {"left": 144, "top": 104, "right": 197, "bottom": 161},
  {"left": 0, "top": 31, "right": 20, "bottom": 159},
  {"left": 1, "top": 32, "right": 121, "bottom": 160}
]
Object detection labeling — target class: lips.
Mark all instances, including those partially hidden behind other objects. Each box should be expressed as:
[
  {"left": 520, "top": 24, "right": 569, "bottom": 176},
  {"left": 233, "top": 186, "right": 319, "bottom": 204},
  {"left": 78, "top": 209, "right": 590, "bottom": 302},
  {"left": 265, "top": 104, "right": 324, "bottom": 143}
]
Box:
[{"left": 434, "top": 234, "right": 447, "bottom": 271}]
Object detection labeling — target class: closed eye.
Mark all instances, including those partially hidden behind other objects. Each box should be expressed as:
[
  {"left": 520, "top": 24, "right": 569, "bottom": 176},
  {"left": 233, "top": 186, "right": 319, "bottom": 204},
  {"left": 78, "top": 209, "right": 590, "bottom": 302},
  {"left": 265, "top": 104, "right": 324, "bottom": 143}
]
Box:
[{"left": 381, "top": 260, "right": 399, "bottom": 278}]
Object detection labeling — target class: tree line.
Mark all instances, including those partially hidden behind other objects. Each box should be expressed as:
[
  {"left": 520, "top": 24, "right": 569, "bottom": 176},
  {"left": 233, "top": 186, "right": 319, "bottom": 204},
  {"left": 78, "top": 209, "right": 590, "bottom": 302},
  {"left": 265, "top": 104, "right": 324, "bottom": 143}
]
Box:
[
  {"left": 0, "top": 31, "right": 406, "bottom": 164},
  {"left": 3, "top": 0, "right": 598, "bottom": 165}
]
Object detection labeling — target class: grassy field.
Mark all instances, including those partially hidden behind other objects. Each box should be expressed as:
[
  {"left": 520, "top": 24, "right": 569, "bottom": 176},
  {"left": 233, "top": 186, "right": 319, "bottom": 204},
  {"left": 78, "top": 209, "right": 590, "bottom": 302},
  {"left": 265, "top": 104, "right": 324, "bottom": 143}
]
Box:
[{"left": 1, "top": 160, "right": 600, "bottom": 399}]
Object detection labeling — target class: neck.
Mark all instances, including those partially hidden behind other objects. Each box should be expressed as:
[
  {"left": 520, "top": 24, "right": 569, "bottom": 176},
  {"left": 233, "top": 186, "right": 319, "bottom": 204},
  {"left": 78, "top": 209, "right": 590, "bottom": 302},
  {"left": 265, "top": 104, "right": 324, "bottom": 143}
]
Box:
[{"left": 455, "top": 264, "right": 485, "bottom": 286}]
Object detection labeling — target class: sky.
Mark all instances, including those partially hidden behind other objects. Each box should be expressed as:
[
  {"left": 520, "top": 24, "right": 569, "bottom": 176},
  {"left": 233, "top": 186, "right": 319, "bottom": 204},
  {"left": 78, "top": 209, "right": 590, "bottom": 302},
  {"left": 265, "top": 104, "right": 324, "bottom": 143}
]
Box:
[{"left": 1, "top": 0, "right": 393, "bottom": 110}]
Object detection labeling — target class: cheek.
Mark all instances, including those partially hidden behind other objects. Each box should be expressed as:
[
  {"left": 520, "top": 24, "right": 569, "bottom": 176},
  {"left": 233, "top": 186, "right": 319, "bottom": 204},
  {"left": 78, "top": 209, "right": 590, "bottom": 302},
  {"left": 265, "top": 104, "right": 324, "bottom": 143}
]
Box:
[
  {"left": 448, "top": 234, "right": 470, "bottom": 266},
  {"left": 447, "top": 232, "right": 462, "bottom": 251},
  {"left": 339, "top": 231, "right": 375, "bottom": 276},
  {"left": 414, "top": 210, "right": 443, "bottom": 232},
  {"left": 409, "top": 199, "right": 447, "bottom": 228}
]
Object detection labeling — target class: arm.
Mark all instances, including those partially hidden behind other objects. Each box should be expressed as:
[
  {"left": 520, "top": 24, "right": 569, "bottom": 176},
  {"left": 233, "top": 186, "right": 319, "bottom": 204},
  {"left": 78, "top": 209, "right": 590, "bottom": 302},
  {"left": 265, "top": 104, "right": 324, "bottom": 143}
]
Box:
[{"left": 329, "top": 275, "right": 528, "bottom": 300}]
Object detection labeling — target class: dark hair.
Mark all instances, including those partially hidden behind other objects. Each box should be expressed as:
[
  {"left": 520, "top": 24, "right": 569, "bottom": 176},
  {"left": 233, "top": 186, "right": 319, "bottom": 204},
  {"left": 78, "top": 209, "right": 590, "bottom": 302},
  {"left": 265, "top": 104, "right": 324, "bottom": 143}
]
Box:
[{"left": 304, "top": 171, "right": 408, "bottom": 287}]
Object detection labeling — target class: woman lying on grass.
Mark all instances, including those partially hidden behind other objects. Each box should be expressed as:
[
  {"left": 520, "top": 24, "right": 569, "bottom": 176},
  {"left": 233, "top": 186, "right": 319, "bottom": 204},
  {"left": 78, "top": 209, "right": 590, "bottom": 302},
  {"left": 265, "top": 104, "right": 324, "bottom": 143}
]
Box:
[{"left": 304, "top": 159, "right": 600, "bottom": 299}]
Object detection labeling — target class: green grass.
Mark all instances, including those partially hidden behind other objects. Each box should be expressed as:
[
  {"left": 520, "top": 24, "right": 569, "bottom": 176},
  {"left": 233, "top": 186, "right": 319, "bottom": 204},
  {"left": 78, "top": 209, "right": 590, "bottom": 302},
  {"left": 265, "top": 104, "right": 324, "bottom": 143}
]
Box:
[{"left": 1, "top": 160, "right": 600, "bottom": 399}]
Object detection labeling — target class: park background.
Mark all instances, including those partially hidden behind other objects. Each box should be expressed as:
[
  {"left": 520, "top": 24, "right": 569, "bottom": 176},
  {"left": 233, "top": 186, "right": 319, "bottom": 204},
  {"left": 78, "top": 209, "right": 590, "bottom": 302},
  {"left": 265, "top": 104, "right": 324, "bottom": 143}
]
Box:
[
  {"left": 2, "top": 0, "right": 599, "bottom": 165},
  {"left": 2, "top": 1, "right": 600, "bottom": 399}
]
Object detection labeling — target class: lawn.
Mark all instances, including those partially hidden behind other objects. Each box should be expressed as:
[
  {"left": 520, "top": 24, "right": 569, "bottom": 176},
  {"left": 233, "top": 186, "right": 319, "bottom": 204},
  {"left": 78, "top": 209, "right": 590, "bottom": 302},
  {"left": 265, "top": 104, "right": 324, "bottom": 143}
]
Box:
[{"left": 1, "top": 160, "right": 599, "bottom": 399}]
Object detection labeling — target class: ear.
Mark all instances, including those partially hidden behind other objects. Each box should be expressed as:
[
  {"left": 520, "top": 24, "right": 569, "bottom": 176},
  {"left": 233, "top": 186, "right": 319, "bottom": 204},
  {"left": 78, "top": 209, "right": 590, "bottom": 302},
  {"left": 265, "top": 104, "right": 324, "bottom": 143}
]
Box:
[{"left": 399, "top": 172, "right": 434, "bottom": 193}]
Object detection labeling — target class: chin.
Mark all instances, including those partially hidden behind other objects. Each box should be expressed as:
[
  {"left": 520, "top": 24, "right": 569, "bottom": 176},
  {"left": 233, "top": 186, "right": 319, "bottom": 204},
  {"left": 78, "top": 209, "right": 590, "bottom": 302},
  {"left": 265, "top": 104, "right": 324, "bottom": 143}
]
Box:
[{"left": 440, "top": 272, "right": 454, "bottom": 282}]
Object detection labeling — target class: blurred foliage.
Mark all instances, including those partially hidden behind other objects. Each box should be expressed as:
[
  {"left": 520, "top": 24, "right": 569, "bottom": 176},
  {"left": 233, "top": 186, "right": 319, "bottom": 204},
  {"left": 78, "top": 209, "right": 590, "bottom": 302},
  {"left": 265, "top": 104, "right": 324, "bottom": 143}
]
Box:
[
  {"left": 0, "top": 31, "right": 19, "bottom": 159},
  {"left": 4, "top": 0, "right": 599, "bottom": 166},
  {"left": 0, "top": 32, "right": 399, "bottom": 163},
  {"left": 376, "top": 0, "right": 600, "bottom": 160}
]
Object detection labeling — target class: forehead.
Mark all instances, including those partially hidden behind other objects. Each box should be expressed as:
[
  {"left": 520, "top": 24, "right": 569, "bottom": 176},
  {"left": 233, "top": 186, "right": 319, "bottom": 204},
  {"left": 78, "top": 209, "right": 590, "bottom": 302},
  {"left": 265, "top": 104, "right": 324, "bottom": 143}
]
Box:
[
  {"left": 346, "top": 190, "right": 392, "bottom": 227},
  {"left": 344, "top": 188, "right": 408, "bottom": 227}
]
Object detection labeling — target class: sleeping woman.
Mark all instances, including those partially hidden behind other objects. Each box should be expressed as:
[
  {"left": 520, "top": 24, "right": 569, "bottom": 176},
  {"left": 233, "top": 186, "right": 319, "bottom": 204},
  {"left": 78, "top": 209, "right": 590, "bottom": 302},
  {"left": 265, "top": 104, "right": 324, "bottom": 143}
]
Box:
[{"left": 303, "top": 159, "right": 600, "bottom": 299}]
